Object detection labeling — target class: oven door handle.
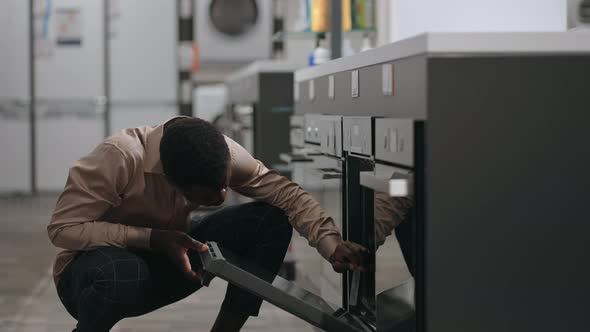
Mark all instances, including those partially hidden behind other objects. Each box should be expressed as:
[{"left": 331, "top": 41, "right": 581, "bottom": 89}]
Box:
[
  {"left": 279, "top": 153, "right": 314, "bottom": 164},
  {"left": 359, "top": 172, "right": 413, "bottom": 197},
  {"left": 306, "top": 168, "right": 343, "bottom": 180}
]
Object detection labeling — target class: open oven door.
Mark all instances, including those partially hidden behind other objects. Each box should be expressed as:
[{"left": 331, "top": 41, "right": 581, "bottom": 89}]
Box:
[
  {"left": 360, "top": 168, "right": 416, "bottom": 332},
  {"left": 197, "top": 242, "right": 371, "bottom": 332}
]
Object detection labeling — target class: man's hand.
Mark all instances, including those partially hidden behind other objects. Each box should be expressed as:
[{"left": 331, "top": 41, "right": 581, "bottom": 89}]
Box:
[
  {"left": 150, "top": 229, "right": 209, "bottom": 282},
  {"left": 329, "top": 241, "right": 371, "bottom": 273}
]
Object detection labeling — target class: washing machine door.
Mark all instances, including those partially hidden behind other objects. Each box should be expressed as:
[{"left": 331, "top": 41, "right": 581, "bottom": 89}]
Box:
[
  {"left": 209, "top": 0, "right": 258, "bottom": 37},
  {"left": 196, "top": 0, "right": 272, "bottom": 62}
]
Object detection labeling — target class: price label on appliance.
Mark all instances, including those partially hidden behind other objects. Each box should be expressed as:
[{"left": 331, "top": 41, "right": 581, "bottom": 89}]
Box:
[
  {"left": 382, "top": 63, "right": 394, "bottom": 96},
  {"left": 328, "top": 75, "right": 335, "bottom": 99},
  {"left": 309, "top": 79, "right": 315, "bottom": 101},
  {"left": 351, "top": 70, "right": 359, "bottom": 98}
]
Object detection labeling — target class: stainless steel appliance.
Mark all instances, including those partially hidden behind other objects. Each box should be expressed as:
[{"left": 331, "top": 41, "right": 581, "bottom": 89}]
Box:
[
  {"left": 35, "top": 0, "right": 106, "bottom": 192},
  {"left": 109, "top": 0, "right": 177, "bottom": 132},
  {"left": 0, "top": 101, "right": 31, "bottom": 193},
  {"left": 0, "top": 0, "right": 31, "bottom": 194}
]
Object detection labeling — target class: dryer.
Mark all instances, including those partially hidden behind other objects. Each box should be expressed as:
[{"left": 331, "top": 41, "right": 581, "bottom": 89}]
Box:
[
  {"left": 195, "top": 0, "right": 272, "bottom": 63},
  {"left": 568, "top": 0, "right": 590, "bottom": 30}
]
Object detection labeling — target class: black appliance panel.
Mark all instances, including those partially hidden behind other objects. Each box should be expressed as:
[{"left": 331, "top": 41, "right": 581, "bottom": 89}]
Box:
[
  {"left": 198, "top": 242, "right": 371, "bottom": 332},
  {"left": 303, "top": 154, "right": 344, "bottom": 307}
]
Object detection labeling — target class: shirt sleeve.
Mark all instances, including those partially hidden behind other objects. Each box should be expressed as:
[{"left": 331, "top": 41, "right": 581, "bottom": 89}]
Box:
[
  {"left": 374, "top": 192, "right": 414, "bottom": 247},
  {"left": 47, "top": 143, "right": 152, "bottom": 251},
  {"left": 225, "top": 136, "right": 342, "bottom": 260}
]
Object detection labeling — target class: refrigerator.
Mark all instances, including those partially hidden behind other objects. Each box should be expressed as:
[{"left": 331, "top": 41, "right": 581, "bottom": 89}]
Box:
[
  {"left": 0, "top": 0, "right": 32, "bottom": 194},
  {"left": 34, "top": 0, "right": 106, "bottom": 192},
  {"left": 108, "top": 0, "right": 177, "bottom": 133}
]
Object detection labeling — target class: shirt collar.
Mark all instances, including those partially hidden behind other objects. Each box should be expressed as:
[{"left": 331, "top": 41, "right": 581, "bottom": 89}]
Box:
[{"left": 143, "top": 116, "right": 190, "bottom": 174}]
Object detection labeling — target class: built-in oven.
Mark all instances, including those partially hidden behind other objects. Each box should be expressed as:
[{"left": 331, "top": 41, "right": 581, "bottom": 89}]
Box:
[
  {"left": 290, "top": 114, "right": 346, "bottom": 307},
  {"left": 282, "top": 114, "right": 323, "bottom": 298},
  {"left": 342, "top": 116, "right": 377, "bottom": 329},
  {"left": 361, "top": 162, "right": 415, "bottom": 332},
  {"left": 280, "top": 115, "right": 312, "bottom": 183},
  {"left": 314, "top": 115, "right": 345, "bottom": 307},
  {"left": 342, "top": 116, "right": 424, "bottom": 331}
]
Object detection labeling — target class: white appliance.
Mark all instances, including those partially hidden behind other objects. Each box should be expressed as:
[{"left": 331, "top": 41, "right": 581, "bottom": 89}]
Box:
[
  {"left": 194, "top": 84, "right": 227, "bottom": 123},
  {"left": 568, "top": 0, "right": 590, "bottom": 30},
  {"left": 195, "top": 0, "right": 272, "bottom": 63},
  {"left": 35, "top": 0, "right": 105, "bottom": 192},
  {"left": 109, "top": 0, "right": 177, "bottom": 132},
  {"left": 0, "top": 0, "right": 32, "bottom": 193}
]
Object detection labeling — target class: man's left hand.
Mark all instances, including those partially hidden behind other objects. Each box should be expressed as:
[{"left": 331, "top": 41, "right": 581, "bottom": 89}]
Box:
[{"left": 329, "top": 241, "right": 371, "bottom": 273}]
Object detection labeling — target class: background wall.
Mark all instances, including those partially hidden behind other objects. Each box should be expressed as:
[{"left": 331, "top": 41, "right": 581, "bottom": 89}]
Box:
[{"left": 390, "top": 0, "right": 567, "bottom": 42}]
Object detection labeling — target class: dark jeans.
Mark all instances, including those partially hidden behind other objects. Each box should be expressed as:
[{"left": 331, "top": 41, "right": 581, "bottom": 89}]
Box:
[{"left": 56, "top": 202, "right": 293, "bottom": 332}]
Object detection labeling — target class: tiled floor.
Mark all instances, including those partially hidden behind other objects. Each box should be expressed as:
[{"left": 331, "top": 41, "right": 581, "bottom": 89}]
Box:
[{"left": 0, "top": 195, "right": 317, "bottom": 332}]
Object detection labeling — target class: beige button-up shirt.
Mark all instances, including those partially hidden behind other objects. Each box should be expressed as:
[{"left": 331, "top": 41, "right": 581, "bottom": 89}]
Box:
[{"left": 47, "top": 118, "right": 342, "bottom": 285}]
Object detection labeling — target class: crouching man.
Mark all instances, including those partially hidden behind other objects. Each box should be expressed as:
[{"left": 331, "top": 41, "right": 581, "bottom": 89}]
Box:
[{"left": 48, "top": 117, "right": 368, "bottom": 332}]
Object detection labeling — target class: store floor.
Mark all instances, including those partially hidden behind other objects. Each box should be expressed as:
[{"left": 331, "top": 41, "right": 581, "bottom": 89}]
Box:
[{"left": 0, "top": 195, "right": 316, "bottom": 332}]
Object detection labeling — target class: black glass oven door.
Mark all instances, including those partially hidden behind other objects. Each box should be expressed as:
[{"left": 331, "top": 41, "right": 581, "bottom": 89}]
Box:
[
  {"left": 198, "top": 242, "right": 371, "bottom": 332},
  {"left": 304, "top": 154, "right": 344, "bottom": 307},
  {"left": 360, "top": 163, "right": 416, "bottom": 332}
]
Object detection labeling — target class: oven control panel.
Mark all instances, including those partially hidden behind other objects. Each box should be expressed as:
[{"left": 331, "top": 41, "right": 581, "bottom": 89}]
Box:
[
  {"left": 319, "top": 115, "right": 343, "bottom": 158},
  {"left": 304, "top": 113, "right": 322, "bottom": 145},
  {"left": 374, "top": 118, "right": 414, "bottom": 167},
  {"left": 343, "top": 116, "right": 372, "bottom": 156}
]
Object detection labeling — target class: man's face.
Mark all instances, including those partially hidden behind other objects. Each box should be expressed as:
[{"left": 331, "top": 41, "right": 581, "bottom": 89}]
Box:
[
  {"left": 175, "top": 165, "right": 231, "bottom": 207},
  {"left": 180, "top": 184, "right": 228, "bottom": 207}
]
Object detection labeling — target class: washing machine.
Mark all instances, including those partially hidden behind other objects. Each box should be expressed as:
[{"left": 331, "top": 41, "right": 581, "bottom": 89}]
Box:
[
  {"left": 568, "top": 0, "right": 590, "bottom": 30},
  {"left": 195, "top": 0, "right": 273, "bottom": 62}
]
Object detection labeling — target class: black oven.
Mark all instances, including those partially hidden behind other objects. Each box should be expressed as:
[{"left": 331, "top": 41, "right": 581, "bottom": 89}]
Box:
[
  {"left": 342, "top": 116, "right": 377, "bottom": 329},
  {"left": 361, "top": 162, "right": 415, "bottom": 332},
  {"left": 344, "top": 117, "right": 424, "bottom": 332},
  {"left": 282, "top": 114, "right": 346, "bottom": 307},
  {"left": 295, "top": 114, "right": 346, "bottom": 307}
]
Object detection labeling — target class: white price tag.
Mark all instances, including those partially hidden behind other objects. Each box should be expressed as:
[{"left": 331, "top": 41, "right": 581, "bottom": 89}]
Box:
[
  {"left": 382, "top": 64, "right": 393, "bottom": 96},
  {"left": 351, "top": 70, "right": 359, "bottom": 98},
  {"left": 328, "top": 75, "right": 335, "bottom": 99},
  {"left": 309, "top": 80, "right": 315, "bottom": 101}
]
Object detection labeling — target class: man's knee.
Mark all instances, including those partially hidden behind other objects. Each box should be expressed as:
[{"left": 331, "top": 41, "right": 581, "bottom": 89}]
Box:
[
  {"left": 77, "top": 249, "right": 151, "bottom": 309},
  {"left": 255, "top": 202, "right": 292, "bottom": 244}
]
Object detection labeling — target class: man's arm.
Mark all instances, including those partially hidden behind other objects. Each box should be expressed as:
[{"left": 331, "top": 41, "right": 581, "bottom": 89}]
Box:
[
  {"left": 225, "top": 136, "right": 341, "bottom": 260},
  {"left": 375, "top": 192, "right": 414, "bottom": 247},
  {"left": 47, "top": 143, "right": 151, "bottom": 251}
]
